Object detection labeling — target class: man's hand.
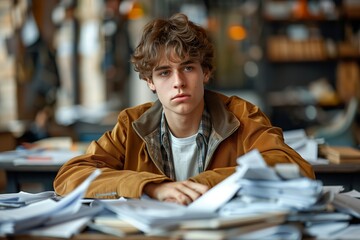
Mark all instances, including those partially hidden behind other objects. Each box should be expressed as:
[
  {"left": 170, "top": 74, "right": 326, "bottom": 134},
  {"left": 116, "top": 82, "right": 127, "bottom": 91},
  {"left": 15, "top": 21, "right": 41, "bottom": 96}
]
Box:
[{"left": 143, "top": 181, "right": 209, "bottom": 205}]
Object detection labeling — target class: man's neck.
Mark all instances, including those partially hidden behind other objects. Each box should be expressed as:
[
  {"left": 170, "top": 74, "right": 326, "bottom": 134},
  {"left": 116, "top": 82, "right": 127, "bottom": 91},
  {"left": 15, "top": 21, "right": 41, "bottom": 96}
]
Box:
[{"left": 165, "top": 110, "right": 203, "bottom": 138}]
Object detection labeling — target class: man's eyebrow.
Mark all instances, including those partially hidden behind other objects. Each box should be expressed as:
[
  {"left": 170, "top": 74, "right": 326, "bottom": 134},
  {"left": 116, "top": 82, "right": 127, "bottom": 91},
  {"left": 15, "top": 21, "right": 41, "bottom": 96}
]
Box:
[
  {"left": 153, "top": 60, "right": 196, "bottom": 72},
  {"left": 153, "top": 65, "right": 170, "bottom": 72},
  {"left": 180, "top": 60, "right": 195, "bottom": 65}
]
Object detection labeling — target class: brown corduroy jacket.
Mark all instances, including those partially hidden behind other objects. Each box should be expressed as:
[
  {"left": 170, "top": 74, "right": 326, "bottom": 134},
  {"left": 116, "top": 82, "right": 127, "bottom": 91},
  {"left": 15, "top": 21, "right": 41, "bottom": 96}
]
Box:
[{"left": 53, "top": 90, "right": 315, "bottom": 199}]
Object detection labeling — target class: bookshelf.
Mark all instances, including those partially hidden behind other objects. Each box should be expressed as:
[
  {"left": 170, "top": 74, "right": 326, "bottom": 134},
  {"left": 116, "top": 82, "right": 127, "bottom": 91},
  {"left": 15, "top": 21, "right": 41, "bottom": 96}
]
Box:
[{"left": 262, "top": 0, "right": 360, "bottom": 130}]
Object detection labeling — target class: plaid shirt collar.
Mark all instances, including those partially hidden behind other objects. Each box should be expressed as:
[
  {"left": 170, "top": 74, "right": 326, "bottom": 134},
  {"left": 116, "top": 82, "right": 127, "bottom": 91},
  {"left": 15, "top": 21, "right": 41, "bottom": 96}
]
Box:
[{"left": 160, "top": 107, "right": 211, "bottom": 180}]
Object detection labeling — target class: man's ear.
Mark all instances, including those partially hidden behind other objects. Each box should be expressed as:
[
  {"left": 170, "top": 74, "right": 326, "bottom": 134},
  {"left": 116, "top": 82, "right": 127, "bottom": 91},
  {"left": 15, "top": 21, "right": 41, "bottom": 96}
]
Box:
[
  {"left": 146, "top": 78, "right": 156, "bottom": 91},
  {"left": 203, "top": 70, "right": 210, "bottom": 84}
]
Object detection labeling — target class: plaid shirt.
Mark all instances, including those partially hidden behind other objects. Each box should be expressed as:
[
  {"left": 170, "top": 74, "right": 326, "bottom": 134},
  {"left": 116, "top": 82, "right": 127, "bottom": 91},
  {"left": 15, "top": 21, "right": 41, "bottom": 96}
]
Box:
[{"left": 160, "top": 107, "right": 211, "bottom": 180}]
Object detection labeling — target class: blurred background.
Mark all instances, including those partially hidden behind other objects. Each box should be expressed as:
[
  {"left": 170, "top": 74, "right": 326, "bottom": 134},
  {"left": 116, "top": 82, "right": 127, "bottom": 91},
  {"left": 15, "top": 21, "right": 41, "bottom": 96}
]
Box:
[{"left": 0, "top": 0, "right": 359, "bottom": 147}]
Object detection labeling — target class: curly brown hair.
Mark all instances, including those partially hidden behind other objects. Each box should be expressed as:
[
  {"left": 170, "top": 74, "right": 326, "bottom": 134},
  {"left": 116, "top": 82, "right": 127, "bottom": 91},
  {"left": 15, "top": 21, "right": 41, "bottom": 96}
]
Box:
[{"left": 131, "top": 13, "right": 214, "bottom": 81}]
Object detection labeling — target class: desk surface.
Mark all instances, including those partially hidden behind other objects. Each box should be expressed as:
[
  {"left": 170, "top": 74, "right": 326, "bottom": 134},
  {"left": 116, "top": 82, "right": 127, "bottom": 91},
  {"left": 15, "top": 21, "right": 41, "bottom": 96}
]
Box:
[
  {"left": 0, "top": 233, "right": 170, "bottom": 240},
  {"left": 2, "top": 159, "right": 360, "bottom": 193},
  {"left": 0, "top": 162, "right": 60, "bottom": 172},
  {"left": 312, "top": 163, "right": 360, "bottom": 173},
  {"left": 0, "top": 161, "right": 61, "bottom": 193},
  {"left": 2, "top": 161, "right": 360, "bottom": 173}
]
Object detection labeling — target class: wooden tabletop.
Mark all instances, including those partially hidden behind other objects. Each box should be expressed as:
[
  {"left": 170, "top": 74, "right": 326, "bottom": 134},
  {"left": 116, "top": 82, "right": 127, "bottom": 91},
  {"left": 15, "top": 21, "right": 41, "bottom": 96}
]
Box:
[{"left": 312, "top": 163, "right": 360, "bottom": 173}]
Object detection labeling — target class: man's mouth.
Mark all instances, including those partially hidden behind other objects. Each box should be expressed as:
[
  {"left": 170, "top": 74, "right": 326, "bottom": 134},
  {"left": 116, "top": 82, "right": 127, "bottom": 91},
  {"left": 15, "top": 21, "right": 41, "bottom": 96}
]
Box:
[{"left": 172, "top": 93, "right": 190, "bottom": 101}]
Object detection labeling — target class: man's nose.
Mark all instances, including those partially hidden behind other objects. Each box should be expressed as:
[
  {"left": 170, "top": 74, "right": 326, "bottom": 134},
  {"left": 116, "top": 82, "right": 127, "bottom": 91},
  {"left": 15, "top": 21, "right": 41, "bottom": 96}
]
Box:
[{"left": 173, "top": 72, "right": 185, "bottom": 89}]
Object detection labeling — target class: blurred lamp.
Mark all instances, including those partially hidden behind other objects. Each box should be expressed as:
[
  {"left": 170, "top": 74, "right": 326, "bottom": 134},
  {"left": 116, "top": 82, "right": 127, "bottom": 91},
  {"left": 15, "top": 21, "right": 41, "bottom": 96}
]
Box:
[{"left": 228, "top": 25, "right": 247, "bottom": 41}]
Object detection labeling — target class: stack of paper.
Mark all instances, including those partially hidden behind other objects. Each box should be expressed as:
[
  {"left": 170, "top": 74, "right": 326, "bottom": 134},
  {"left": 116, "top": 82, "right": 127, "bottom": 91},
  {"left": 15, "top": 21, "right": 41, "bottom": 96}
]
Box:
[
  {"left": 100, "top": 197, "right": 288, "bottom": 239},
  {"left": 0, "top": 169, "right": 103, "bottom": 238},
  {"left": 102, "top": 198, "right": 218, "bottom": 234},
  {"left": 299, "top": 192, "right": 360, "bottom": 239},
  {"left": 217, "top": 149, "right": 323, "bottom": 217},
  {"left": 237, "top": 178, "right": 323, "bottom": 209},
  {"left": 99, "top": 150, "right": 293, "bottom": 237}
]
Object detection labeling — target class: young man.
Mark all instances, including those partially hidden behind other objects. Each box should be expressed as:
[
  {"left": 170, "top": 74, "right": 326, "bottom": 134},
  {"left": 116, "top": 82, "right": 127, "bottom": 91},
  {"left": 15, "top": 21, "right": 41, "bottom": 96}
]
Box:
[{"left": 54, "top": 13, "right": 314, "bottom": 205}]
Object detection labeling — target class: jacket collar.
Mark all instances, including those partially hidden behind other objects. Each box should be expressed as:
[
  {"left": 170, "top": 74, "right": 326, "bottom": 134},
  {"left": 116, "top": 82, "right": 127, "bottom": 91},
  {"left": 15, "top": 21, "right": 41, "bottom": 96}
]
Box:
[
  {"left": 132, "top": 99, "right": 162, "bottom": 138},
  {"left": 204, "top": 90, "right": 240, "bottom": 139}
]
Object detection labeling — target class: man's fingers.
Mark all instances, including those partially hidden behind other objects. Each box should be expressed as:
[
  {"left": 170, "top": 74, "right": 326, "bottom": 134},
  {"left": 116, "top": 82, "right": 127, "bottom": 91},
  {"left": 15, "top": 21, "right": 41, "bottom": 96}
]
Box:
[
  {"left": 182, "top": 181, "right": 209, "bottom": 194},
  {"left": 143, "top": 181, "right": 210, "bottom": 206},
  {"left": 166, "top": 190, "right": 193, "bottom": 205},
  {"left": 175, "top": 181, "right": 209, "bottom": 203}
]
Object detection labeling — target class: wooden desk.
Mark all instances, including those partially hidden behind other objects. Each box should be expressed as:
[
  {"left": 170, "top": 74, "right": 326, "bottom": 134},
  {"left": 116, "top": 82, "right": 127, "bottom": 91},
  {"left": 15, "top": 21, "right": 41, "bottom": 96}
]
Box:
[
  {"left": 313, "top": 163, "right": 360, "bottom": 191},
  {"left": 0, "top": 148, "right": 83, "bottom": 193},
  {"left": 0, "top": 233, "right": 170, "bottom": 240},
  {"left": 0, "top": 161, "right": 61, "bottom": 193},
  {"left": 1, "top": 158, "right": 360, "bottom": 193}
]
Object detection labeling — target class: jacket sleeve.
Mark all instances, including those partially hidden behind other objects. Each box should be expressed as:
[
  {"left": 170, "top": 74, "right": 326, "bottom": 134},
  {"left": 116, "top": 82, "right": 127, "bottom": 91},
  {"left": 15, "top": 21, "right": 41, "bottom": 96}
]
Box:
[
  {"left": 53, "top": 114, "right": 171, "bottom": 199},
  {"left": 238, "top": 103, "right": 315, "bottom": 179}
]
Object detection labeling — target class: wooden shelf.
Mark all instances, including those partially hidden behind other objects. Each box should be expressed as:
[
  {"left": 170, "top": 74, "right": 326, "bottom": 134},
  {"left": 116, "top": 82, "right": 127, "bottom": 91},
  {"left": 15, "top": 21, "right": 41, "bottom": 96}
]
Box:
[
  {"left": 263, "top": 14, "right": 340, "bottom": 23},
  {"left": 266, "top": 37, "right": 360, "bottom": 62}
]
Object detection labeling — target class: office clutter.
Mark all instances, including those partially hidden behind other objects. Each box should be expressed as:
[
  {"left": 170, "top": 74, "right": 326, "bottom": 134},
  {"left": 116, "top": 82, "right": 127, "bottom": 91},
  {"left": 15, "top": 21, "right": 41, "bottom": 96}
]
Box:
[
  {"left": 0, "top": 137, "right": 84, "bottom": 167},
  {"left": 263, "top": 0, "right": 360, "bottom": 143},
  {"left": 283, "top": 128, "right": 360, "bottom": 166},
  {"left": 1, "top": 149, "right": 360, "bottom": 239},
  {"left": 0, "top": 136, "right": 87, "bottom": 193},
  {"left": 283, "top": 129, "right": 326, "bottom": 164}
]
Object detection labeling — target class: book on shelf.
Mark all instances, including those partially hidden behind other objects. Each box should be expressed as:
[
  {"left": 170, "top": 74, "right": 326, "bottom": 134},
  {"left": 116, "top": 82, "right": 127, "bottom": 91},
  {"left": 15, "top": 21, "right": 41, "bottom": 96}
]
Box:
[{"left": 320, "top": 145, "right": 360, "bottom": 164}]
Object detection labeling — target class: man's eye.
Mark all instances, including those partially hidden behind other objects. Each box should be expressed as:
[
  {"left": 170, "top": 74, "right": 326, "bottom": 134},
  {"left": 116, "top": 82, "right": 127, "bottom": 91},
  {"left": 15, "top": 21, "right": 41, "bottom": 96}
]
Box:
[
  {"left": 159, "top": 71, "right": 170, "bottom": 76},
  {"left": 184, "top": 66, "right": 193, "bottom": 72}
]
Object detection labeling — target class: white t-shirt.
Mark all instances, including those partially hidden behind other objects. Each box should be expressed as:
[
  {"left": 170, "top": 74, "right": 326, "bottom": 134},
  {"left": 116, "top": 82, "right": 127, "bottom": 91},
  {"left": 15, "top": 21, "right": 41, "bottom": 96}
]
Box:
[{"left": 169, "top": 132, "right": 199, "bottom": 181}]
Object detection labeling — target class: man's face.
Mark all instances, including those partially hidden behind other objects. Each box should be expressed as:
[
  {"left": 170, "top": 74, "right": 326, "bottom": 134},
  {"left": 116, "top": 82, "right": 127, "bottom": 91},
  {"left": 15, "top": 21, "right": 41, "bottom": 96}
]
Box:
[{"left": 147, "top": 53, "right": 209, "bottom": 118}]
